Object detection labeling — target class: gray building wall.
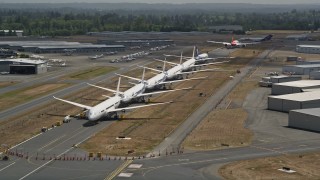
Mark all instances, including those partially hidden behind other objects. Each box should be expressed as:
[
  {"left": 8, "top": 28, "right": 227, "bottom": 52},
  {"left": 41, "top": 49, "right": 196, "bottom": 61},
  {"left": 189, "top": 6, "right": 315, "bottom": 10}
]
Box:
[
  {"left": 289, "top": 110, "right": 320, "bottom": 132},
  {"left": 270, "top": 76, "right": 301, "bottom": 83},
  {"left": 310, "top": 71, "right": 320, "bottom": 80},
  {"left": 271, "top": 84, "right": 303, "bottom": 95},
  {"left": 268, "top": 97, "right": 320, "bottom": 113},
  {"left": 282, "top": 65, "right": 320, "bottom": 75}
]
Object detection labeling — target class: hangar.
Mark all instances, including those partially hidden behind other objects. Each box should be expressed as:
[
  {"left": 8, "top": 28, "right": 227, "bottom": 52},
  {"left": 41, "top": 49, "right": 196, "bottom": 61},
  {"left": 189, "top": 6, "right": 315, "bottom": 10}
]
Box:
[
  {"left": 269, "top": 75, "right": 302, "bottom": 84},
  {"left": 271, "top": 80, "right": 320, "bottom": 95},
  {"left": 296, "top": 45, "right": 320, "bottom": 54},
  {"left": 310, "top": 71, "right": 320, "bottom": 80},
  {"left": 0, "top": 59, "right": 47, "bottom": 74},
  {"left": 268, "top": 91, "right": 320, "bottom": 112},
  {"left": 0, "top": 41, "right": 125, "bottom": 54},
  {"left": 282, "top": 64, "right": 320, "bottom": 75},
  {"left": 296, "top": 60, "right": 320, "bottom": 65},
  {"left": 289, "top": 108, "right": 320, "bottom": 132}
]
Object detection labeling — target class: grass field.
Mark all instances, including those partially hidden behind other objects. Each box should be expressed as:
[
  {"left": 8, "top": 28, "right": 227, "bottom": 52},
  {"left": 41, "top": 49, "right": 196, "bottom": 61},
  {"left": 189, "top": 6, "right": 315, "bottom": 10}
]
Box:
[
  {"left": 219, "top": 151, "right": 320, "bottom": 180},
  {"left": 0, "top": 83, "right": 69, "bottom": 112},
  {"left": 252, "top": 30, "right": 310, "bottom": 34},
  {"left": 0, "top": 81, "right": 16, "bottom": 88},
  {"left": 65, "top": 66, "right": 117, "bottom": 80}
]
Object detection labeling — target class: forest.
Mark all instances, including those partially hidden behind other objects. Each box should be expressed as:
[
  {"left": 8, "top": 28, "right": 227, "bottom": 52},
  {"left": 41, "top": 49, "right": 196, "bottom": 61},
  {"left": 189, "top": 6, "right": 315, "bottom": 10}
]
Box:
[{"left": 0, "top": 8, "right": 319, "bottom": 36}]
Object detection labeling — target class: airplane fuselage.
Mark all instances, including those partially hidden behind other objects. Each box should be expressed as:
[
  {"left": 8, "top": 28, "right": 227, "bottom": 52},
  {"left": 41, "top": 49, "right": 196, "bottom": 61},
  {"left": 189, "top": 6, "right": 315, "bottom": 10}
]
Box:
[
  {"left": 146, "top": 73, "right": 166, "bottom": 89},
  {"left": 87, "top": 96, "right": 121, "bottom": 121}
]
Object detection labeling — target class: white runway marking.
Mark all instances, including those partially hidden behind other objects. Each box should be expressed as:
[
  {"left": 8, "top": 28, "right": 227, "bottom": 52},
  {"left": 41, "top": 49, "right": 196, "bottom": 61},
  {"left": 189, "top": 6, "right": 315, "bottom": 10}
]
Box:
[
  {"left": 128, "top": 164, "right": 143, "bottom": 169},
  {"left": 0, "top": 162, "right": 16, "bottom": 172},
  {"left": 118, "top": 173, "right": 133, "bottom": 177}
]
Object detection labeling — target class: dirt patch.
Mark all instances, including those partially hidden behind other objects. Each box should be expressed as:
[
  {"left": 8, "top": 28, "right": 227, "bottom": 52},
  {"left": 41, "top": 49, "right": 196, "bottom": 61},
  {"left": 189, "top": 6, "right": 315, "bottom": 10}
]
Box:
[
  {"left": 219, "top": 151, "right": 320, "bottom": 180},
  {"left": 0, "top": 81, "right": 17, "bottom": 88},
  {"left": 182, "top": 108, "right": 252, "bottom": 151}
]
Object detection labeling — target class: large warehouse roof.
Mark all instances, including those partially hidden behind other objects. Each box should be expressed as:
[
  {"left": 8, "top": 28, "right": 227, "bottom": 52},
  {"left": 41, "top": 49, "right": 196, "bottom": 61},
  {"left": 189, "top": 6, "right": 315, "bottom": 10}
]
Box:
[
  {"left": 297, "top": 45, "right": 320, "bottom": 48},
  {"left": 0, "top": 58, "right": 46, "bottom": 65},
  {"left": 269, "top": 91, "right": 320, "bottom": 102},
  {"left": 290, "top": 108, "right": 320, "bottom": 117},
  {"left": 274, "top": 80, "right": 320, "bottom": 88},
  {"left": 285, "top": 64, "right": 320, "bottom": 68},
  {"left": 0, "top": 41, "right": 124, "bottom": 49}
]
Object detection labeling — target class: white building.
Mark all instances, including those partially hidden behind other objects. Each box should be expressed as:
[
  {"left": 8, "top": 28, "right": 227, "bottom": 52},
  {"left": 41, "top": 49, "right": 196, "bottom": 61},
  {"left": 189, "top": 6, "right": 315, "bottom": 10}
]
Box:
[
  {"left": 272, "top": 80, "right": 320, "bottom": 95},
  {"left": 268, "top": 91, "right": 320, "bottom": 112},
  {"left": 296, "top": 45, "right": 320, "bottom": 54},
  {"left": 282, "top": 64, "right": 320, "bottom": 75},
  {"left": 289, "top": 108, "right": 320, "bottom": 132}
]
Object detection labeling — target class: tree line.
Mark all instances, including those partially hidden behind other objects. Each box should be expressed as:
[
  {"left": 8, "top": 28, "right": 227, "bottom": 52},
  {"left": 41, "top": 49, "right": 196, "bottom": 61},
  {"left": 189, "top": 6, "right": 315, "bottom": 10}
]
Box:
[{"left": 0, "top": 9, "right": 319, "bottom": 36}]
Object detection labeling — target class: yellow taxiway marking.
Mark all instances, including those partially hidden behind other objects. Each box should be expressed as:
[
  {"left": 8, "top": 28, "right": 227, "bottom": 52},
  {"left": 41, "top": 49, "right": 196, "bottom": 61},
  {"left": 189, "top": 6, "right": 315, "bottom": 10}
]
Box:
[{"left": 105, "top": 160, "right": 133, "bottom": 180}]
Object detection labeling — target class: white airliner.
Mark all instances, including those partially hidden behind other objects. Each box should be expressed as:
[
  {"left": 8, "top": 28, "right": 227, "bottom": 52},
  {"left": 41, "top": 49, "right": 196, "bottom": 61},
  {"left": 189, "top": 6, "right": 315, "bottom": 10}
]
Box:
[
  {"left": 118, "top": 61, "right": 207, "bottom": 90},
  {"left": 53, "top": 77, "right": 172, "bottom": 121},
  {"left": 164, "top": 47, "right": 232, "bottom": 62},
  {"left": 155, "top": 47, "right": 229, "bottom": 79},
  {"left": 88, "top": 68, "right": 192, "bottom": 103},
  {"left": 207, "top": 37, "right": 259, "bottom": 48}
]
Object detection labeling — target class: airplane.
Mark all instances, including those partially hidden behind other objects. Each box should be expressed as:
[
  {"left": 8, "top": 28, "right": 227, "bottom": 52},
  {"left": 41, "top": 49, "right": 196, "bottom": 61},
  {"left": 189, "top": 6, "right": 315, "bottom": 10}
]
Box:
[
  {"left": 164, "top": 47, "right": 233, "bottom": 62},
  {"left": 238, "top": 34, "right": 273, "bottom": 42},
  {"left": 89, "top": 54, "right": 104, "bottom": 60},
  {"left": 155, "top": 47, "right": 229, "bottom": 79},
  {"left": 53, "top": 77, "right": 173, "bottom": 121},
  {"left": 207, "top": 36, "right": 260, "bottom": 48},
  {"left": 118, "top": 61, "right": 207, "bottom": 90},
  {"left": 88, "top": 68, "right": 192, "bottom": 104}
]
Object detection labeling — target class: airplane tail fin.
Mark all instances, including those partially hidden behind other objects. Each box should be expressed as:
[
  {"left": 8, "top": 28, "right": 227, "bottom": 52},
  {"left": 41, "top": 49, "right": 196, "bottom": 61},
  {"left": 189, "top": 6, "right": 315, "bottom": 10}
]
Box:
[
  {"left": 163, "top": 60, "right": 166, "bottom": 72},
  {"left": 180, "top": 52, "right": 183, "bottom": 64},
  {"left": 116, "top": 77, "right": 121, "bottom": 97},
  {"left": 141, "top": 67, "right": 145, "bottom": 81},
  {"left": 262, "top": 34, "right": 273, "bottom": 41},
  {"left": 192, "top": 46, "right": 196, "bottom": 59},
  {"left": 195, "top": 46, "right": 199, "bottom": 57}
]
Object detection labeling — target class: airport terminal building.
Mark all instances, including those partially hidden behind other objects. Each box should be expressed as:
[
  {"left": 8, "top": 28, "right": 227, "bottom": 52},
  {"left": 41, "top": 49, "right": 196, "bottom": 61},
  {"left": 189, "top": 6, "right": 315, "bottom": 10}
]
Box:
[
  {"left": 0, "top": 41, "right": 125, "bottom": 54},
  {"left": 296, "top": 45, "right": 320, "bottom": 54},
  {"left": 0, "top": 59, "right": 47, "bottom": 74}
]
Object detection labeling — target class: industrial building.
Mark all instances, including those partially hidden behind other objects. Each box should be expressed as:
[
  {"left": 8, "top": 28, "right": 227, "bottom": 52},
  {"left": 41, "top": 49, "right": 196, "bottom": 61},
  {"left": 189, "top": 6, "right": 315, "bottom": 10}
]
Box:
[
  {"left": 286, "top": 34, "right": 309, "bottom": 41},
  {"left": 272, "top": 80, "right": 320, "bottom": 95},
  {"left": 268, "top": 91, "right": 320, "bottom": 112},
  {"left": 296, "top": 60, "right": 320, "bottom": 65},
  {"left": 98, "top": 39, "right": 174, "bottom": 47},
  {"left": 310, "top": 71, "right": 320, "bottom": 80},
  {"left": 0, "top": 41, "right": 125, "bottom": 54},
  {"left": 0, "top": 48, "right": 17, "bottom": 58},
  {"left": 259, "top": 75, "right": 301, "bottom": 87},
  {"left": 208, "top": 25, "right": 243, "bottom": 33},
  {"left": 0, "top": 59, "right": 47, "bottom": 74},
  {"left": 289, "top": 108, "right": 320, "bottom": 132},
  {"left": 296, "top": 45, "right": 320, "bottom": 54},
  {"left": 282, "top": 64, "right": 320, "bottom": 75}
]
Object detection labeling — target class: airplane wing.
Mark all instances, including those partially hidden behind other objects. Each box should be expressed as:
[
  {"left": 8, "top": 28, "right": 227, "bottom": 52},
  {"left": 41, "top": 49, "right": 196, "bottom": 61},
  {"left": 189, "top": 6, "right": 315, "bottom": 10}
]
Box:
[
  {"left": 136, "top": 87, "right": 192, "bottom": 97},
  {"left": 207, "top": 41, "right": 231, "bottom": 46},
  {"left": 116, "top": 73, "right": 141, "bottom": 82},
  {"left": 87, "top": 83, "right": 123, "bottom": 94},
  {"left": 138, "top": 66, "right": 162, "bottom": 73},
  {"left": 192, "top": 61, "right": 229, "bottom": 67},
  {"left": 177, "top": 68, "right": 221, "bottom": 75},
  {"left": 238, "top": 42, "right": 260, "bottom": 46},
  {"left": 159, "top": 76, "right": 208, "bottom": 85},
  {"left": 53, "top": 96, "right": 92, "bottom": 110},
  {"left": 106, "top": 101, "right": 173, "bottom": 113},
  {"left": 154, "top": 58, "right": 178, "bottom": 65}
]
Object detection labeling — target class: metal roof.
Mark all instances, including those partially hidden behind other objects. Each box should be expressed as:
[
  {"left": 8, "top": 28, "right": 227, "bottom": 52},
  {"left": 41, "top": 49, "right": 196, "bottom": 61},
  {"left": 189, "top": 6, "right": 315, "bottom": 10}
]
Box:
[
  {"left": 0, "top": 58, "right": 46, "bottom": 65},
  {"left": 273, "top": 80, "right": 320, "bottom": 88},
  {"left": 269, "top": 91, "right": 320, "bottom": 101},
  {"left": 284, "top": 64, "right": 320, "bottom": 68},
  {"left": 0, "top": 41, "right": 124, "bottom": 49},
  {"left": 297, "top": 45, "right": 320, "bottom": 48},
  {"left": 290, "top": 108, "right": 320, "bottom": 117}
]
